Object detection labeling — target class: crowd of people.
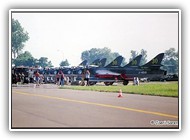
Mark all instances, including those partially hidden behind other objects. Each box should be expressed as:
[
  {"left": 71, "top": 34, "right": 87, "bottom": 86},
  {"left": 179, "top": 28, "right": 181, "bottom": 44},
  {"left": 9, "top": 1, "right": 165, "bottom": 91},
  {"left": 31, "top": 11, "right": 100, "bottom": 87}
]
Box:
[
  {"left": 12, "top": 66, "right": 92, "bottom": 87},
  {"left": 31, "top": 69, "right": 67, "bottom": 87}
]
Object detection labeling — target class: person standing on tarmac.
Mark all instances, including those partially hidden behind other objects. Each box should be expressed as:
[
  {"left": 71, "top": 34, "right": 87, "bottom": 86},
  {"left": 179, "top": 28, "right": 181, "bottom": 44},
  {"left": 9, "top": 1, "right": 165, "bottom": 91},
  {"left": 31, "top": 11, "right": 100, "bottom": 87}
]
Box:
[
  {"left": 85, "top": 70, "right": 90, "bottom": 86},
  {"left": 35, "top": 71, "right": 40, "bottom": 86},
  {"left": 80, "top": 71, "right": 85, "bottom": 86},
  {"left": 56, "top": 72, "right": 59, "bottom": 85},
  {"left": 59, "top": 70, "right": 65, "bottom": 86}
]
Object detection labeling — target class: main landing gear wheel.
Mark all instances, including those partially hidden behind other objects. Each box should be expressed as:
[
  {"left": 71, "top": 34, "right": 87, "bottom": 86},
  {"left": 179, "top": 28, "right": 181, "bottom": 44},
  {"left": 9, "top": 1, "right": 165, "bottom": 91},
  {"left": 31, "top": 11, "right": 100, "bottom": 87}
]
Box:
[
  {"left": 104, "top": 82, "right": 114, "bottom": 86},
  {"left": 89, "top": 82, "right": 97, "bottom": 85},
  {"left": 123, "top": 80, "right": 129, "bottom": 85}
]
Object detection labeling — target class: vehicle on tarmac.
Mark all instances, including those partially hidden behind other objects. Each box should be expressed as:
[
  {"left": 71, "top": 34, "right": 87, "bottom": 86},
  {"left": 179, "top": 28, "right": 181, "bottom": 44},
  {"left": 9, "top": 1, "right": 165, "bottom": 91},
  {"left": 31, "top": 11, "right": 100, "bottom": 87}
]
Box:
[{"left": 161, "top": 73, "right": 178, "bottom": 81}]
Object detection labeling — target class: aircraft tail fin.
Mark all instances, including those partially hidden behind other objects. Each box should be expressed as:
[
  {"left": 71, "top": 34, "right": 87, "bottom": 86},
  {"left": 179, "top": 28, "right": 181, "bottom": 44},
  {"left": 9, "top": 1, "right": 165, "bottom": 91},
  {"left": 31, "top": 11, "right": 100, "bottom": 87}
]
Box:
[
  {"left": 141, "top": 53, "right": 165, "bottom": 69},
  {"left": 105, "top": 56, "right": 123, "bottom": 68},
  {"left": 98, "top": 58, "right": 107, "bottom": 67},
  {"left": 79, "top": 60, "right": 88, "bottom": 66},
  {"left": 123, "top": 55, "right": 142, "bottom": 68},
  {"left": 90, "top": 59, "right": 100, "bottom": 65}
]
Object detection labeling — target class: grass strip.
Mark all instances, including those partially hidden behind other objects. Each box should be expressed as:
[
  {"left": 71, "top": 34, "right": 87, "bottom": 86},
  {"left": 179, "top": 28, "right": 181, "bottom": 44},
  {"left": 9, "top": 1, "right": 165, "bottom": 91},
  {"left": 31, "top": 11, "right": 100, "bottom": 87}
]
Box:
[{"left": 60, "top": 82, "right": 178, "bottom": 97}]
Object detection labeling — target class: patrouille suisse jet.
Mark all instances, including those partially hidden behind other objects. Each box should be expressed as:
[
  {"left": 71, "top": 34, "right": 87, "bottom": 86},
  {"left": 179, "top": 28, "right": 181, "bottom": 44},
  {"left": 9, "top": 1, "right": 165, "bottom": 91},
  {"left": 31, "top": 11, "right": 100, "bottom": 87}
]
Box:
[
  {"left": 87, "top": 53, "right": 166, "bottom": 86},
  {"left": 86, "top": 54, "right": 141, "bottom": 85}
]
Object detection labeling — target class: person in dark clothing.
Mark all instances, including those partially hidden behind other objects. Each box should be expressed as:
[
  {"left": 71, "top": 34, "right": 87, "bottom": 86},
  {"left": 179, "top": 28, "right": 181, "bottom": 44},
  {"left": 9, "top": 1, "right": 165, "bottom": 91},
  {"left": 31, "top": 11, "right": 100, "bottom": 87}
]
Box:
[{"left": 59, "top": 70, "right": 64, "bottom": 86}]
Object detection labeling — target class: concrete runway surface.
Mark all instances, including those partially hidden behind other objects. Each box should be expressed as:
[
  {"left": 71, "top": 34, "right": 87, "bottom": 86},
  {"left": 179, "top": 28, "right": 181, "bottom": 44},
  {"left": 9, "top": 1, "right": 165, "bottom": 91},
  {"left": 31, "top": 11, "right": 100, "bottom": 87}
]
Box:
[{"left": 11, "top": 84, "right": 179, "bottom": 129}]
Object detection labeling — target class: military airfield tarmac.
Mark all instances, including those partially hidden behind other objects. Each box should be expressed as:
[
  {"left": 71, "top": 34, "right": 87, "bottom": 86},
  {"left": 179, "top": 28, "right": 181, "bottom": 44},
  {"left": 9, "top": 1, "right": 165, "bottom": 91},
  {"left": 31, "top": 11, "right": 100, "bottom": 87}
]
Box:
[{"left": 11, "top": 84, "right": 179, "bottom": 129}]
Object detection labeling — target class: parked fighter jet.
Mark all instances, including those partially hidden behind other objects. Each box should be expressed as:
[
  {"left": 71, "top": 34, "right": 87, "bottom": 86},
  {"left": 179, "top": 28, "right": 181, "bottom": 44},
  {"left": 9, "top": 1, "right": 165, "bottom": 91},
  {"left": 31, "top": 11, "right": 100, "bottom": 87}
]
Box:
[
  {"left": 77, "top": 55, "right": 124, "bottom": 85},
  {"left": 75, "top": 55, "right": 124, "bottom": 85},
  {"left": 87, "top": 54, "right": 141, "bottom": 85},
  {"left": 92, "top": 53, "right": 166, "bottom": 85}
]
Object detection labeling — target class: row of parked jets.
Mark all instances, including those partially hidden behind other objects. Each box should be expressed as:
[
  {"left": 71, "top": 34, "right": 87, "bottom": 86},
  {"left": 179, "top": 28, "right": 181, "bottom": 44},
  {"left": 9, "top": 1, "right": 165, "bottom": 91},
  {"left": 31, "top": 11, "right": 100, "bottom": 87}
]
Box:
[
  {"left": 12, "top": 53, "right": 167, "bottom": 86},
  {"left": 57, "top": 53, "right": 166, "bottom": 85}
]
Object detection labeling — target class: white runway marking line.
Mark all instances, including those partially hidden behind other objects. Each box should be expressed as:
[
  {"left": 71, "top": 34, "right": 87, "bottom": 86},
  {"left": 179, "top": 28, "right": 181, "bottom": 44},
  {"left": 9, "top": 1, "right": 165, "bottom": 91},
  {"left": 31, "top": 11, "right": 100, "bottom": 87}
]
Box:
[{"left": 13, "top": 91, "right": 178, "bottom": 119}]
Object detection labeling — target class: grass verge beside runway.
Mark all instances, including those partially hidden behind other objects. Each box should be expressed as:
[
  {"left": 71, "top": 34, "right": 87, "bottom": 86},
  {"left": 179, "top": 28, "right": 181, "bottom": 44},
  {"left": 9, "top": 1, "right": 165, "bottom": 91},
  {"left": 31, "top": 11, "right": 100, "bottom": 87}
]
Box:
[{"left": 60, "top": 82, "right": 178, "bottom": 97}]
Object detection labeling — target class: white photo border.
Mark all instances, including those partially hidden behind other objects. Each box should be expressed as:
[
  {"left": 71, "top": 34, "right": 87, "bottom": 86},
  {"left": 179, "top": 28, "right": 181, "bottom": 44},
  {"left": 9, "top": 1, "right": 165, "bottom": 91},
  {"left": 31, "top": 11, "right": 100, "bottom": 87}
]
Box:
[{"left": 9, "top": 9, "right": 181, "bottom": 131}]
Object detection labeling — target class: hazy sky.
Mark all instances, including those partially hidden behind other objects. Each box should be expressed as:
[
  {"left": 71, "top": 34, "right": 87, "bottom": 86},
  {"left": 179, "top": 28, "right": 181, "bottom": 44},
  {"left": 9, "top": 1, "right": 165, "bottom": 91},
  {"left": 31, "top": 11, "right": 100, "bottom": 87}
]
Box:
[{"left": 12, "top": 10, "right": 179, "bottom": 67}]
